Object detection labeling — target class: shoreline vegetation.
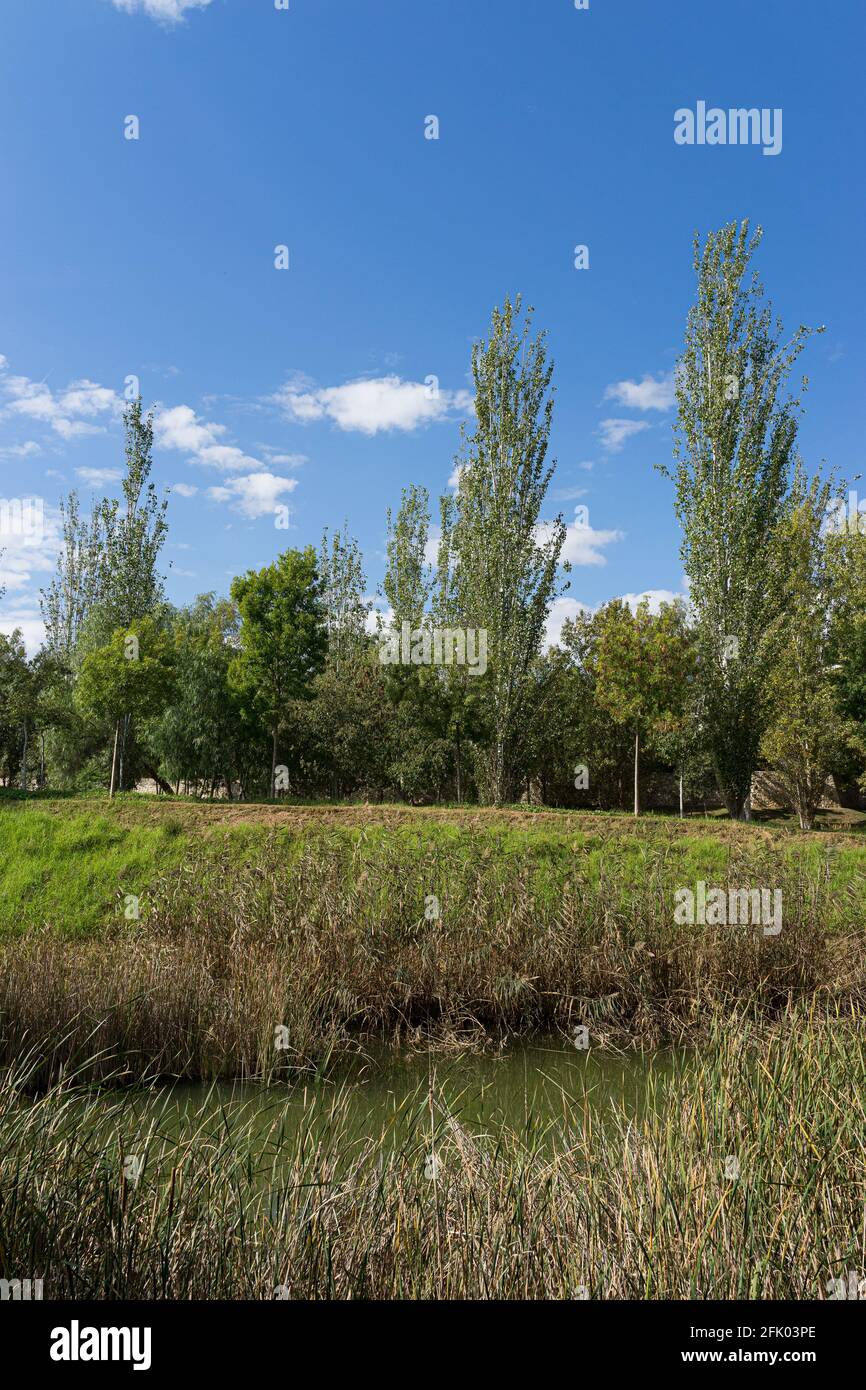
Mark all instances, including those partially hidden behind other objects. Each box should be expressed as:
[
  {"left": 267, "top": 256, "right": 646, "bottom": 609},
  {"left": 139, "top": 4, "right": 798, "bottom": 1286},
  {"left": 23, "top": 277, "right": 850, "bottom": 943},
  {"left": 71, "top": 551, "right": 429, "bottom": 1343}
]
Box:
[
  {"left": 1, "top": 1013, "right": 862, "bottom": 1300},
  {"left": 1, "top": 796, "right": 864, "bottom": 1084},
  {"left": 1, "top": 797, "right": 864, "bottom": 1299}
]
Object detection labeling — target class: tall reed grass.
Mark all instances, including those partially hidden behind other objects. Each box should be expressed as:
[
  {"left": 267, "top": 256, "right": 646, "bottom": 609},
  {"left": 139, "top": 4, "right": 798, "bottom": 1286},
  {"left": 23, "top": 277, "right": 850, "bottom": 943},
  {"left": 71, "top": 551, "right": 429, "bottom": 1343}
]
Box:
[
  {"left": 1, "top": 834, "right": 862, "bottom": 1084},
  {"left": 0, "top": 1012, "right": 862, "bottom": 1299}
]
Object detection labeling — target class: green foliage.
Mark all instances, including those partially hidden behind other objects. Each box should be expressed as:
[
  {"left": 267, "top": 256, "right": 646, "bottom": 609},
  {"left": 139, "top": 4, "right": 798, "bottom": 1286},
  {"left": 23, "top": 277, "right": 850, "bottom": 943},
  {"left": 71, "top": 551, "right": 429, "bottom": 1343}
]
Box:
[
  {"left": 441, "top": 296, "right": 569, "bottom": 803},
  {"left": 662, "top": 221, "right": 822, "bottom": 818},
  {"left": 589, "top": 598, "right": 694, "bottom": 815},
  {"left": 230, "top": 547, "right": 327, "bottom": 793},
  {"left": 75, "top": 616, "right": 176, "bottom": 730},
  {"left": 760, "top": 473, "right": 862, "bottom": 828},
  {"left": 20, "top": 288, "right": 864, "bottom": 817}
]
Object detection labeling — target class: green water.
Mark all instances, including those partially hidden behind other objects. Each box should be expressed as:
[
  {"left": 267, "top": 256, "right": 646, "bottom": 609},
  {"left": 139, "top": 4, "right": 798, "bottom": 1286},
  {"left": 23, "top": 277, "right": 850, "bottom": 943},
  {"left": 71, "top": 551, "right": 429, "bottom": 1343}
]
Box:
[{"left": 104, "top": 1041, "right": 684, "bottom": 1162}]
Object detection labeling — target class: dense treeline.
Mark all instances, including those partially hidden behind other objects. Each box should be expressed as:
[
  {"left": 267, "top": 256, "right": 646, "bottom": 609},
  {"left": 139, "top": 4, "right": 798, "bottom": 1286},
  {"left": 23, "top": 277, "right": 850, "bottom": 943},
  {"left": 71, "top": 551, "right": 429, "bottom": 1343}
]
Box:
[{"left": 2, "top": 223, "right": 865, "bottom": 824}]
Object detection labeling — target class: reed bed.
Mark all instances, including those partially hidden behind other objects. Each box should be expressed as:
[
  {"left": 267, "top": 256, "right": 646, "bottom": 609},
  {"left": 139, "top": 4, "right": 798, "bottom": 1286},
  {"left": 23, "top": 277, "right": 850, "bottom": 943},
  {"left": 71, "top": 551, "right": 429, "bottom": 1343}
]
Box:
[
  {"left": 1, "top": 832, "right": 862, "bottom": 1084},
  {"left": 0, "top": 1012, "right": 863, "bottom": 1299}
]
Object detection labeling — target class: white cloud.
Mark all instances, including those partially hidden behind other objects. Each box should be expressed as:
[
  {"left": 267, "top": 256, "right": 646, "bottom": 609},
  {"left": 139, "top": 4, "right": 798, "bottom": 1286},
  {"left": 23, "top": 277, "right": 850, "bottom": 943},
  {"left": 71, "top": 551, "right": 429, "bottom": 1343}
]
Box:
[
  {"left": 0, "top": 441, "right": 40, "bottom": 459},
  {"left": 615, "top": 588, "right": 687, "bottom": 615},
  {"left": 111, "top": 0, "right": 214, "bottom": 24},
  {"left": 0, "top": 359, "right": 121, "bottom": 440},
  {"left": 154, "top": 403, "right": 266, "bottom": 473},
  {"left": 551, "top": 485, "right": 588, "bottom": 501},
  {"left": 365, "top": 602, "right": 392, "bottom": 636},
  {"left": 604, "top": 373, "right": 675, "bottom": 412},
  {"left": 597, "top": 419, "right": 651, "bottom": 453},
  {"left": 207, "top": 472, "right": 298, "bottom": 520},
  {"left": 544, "top": 597, "right": 593, "bottom": 649},
  {"left": 259, "top": 448, "right": 307, "bottom": 468},
  {"left": 154, "top": 404, "right": 224, "bottom": 454},
  {"left": 0, "top": 607, "right": 46, "bottom": 656},
  {"left": 0, "top": 503, "right": 62, "bottom": 601},
  {"left": 273, "top": 374, "right": 474, "bottom": 436},
  {"left": 423, "top": 526, "right": 441, "bottom": 568},
  {"left": 538, "top": 506, "right": 623, "bottom": 567},
  {"left": 75, "top": 467, "right": 122, "bottom": 487},
  {"left": 171, "top": 482, "right": 198, "bottom": 498},
  {"left": 59, "top": 380, "right": 120, "bottom": 418}
]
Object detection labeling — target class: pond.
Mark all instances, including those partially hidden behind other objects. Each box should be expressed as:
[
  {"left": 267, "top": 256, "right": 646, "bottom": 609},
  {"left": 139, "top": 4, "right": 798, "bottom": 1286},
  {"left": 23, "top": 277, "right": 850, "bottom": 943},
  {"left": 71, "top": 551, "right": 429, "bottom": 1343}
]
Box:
[{"left": 101, "top": 1040, "right": 688, "bottom": 1169}]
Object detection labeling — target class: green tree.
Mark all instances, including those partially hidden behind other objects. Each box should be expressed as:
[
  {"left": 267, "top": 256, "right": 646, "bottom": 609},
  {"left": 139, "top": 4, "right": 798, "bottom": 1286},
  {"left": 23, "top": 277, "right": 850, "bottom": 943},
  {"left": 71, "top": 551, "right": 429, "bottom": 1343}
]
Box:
[
  {"left": 148, "top": 595, "right": 253, "bottom": 798},
  {"left": 441, "top": 296, "right": 568, "bottom": 803},
  {"left": 384, "top": 485, "right": 432, "bottom": 628},
  {"left": 590, "top": 598, "right": 694, "bottom": 816},
  {"left": 40, "top": 491, "right": 103, "bottom": 661},
  {"left": 75, "top": 616, "right": 176, "bottom": 796},
  {"left": 230, "top": 548, "right": 326, "bottom": 797},
  {"left": 96, "top": 398, "right": 169, "bottom": 631},
  {"left": 760, "top": 472, "right": 861, "bottom": 829},
  {"left": 826, "top": 493, "right": 866, "bottom": 788},
  {"left": 0, "top": 630, "right": 30, "bottom": 787},
  {"left": 661, "top": 221, "right": 821, "bottom": 819},
  {"left": 319, "top": 523, "right": 371, "bottom": 667}
]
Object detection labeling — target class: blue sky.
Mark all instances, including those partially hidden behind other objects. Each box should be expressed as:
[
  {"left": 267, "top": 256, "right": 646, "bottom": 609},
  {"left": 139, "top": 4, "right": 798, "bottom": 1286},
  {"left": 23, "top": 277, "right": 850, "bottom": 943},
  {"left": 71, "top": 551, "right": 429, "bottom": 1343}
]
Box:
[{"left": 1, "top": 0, "right": 864, "bottom": 650}]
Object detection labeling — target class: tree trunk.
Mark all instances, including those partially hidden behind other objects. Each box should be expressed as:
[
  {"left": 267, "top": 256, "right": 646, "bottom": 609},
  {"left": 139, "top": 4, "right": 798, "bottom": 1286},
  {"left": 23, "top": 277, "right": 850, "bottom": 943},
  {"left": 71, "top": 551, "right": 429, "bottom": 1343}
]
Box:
[
  {"left": 40, "top": 732, "right": 45, "bottom": 789},
  {"left": 679, "top": 766, "right": 684, "bottom": 819},
  {"left": 118, "top": 713, "right": 129, "bottom": 792},
  {"left": 20, "top": 726, "right": 28, "bottom": 791},
  {"left": 271, "top": 726, "right": 279, "bottom": 798},
  {"left": 455, "top": 727, "right": 462, "bottom": 805},
  {"left": 142, "top": 763, "right": 174, "bottom": 796},
  {"left": 633, "top": 728, "right": 640, "bottom": 817},
  {"left": 109, "top": 719, "right": 121, "bottom": 798}
]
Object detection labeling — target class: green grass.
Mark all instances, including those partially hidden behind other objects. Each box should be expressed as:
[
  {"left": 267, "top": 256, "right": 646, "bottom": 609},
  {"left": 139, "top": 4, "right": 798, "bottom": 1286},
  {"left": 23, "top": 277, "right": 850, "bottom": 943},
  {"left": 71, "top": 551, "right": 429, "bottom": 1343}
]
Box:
[
  {"left": 2, "top": 792, "right": 865, "bottom": 938},
  {"left": 0, "top": 801, "right": 193, "bottom": 935}
]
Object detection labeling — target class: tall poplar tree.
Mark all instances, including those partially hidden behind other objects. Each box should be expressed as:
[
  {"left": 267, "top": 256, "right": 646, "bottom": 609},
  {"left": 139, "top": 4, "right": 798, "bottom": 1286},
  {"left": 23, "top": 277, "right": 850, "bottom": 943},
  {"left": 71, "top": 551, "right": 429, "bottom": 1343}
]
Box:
[
  {"left": 40, "top": 492, "right": 103, "bottom": 662},
  {"left": 662, "top": 221, "right": 820, "bottom": 819},
  {"left": 442, "top": 296, "right": 568, "bottom": 804}
]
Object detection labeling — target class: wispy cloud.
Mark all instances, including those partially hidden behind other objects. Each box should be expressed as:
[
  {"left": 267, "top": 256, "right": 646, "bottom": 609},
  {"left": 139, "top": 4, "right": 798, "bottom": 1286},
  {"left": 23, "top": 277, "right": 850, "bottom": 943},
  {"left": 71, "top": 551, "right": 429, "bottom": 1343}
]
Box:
[
  {"left": 0, "top": 358, "right": 121, "bottom": 440},
  {"left": 272, "top": 374, "right": 474, "bottom": 436},
  {"left": 0, "top": 503, "right": 62, "bottom": 603},
  {"left": 551, "top": 485, "right": 588, "bottom": 501},
  {"left": 597, "top": 419, "right": 650, "bottom": 453},
  {"left": 111, "top": 0, "right": 214, "bottom": 25},
  {"left": 536, "top": 507, "right": 623, "bottom": 568},
  {"left": 75, "top": 467, "right": 122, "bottom": 488},
  {"left": 0, "top": 441, "right": 40, "bottom": 459},
  {"left": 559, "top": 508, "right": 623, "bottom": 566}
]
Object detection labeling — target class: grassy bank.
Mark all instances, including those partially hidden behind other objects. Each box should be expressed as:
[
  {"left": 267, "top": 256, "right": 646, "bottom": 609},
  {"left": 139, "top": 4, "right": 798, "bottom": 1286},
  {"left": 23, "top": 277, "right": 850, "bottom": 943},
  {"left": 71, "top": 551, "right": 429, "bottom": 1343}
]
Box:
[
  {"left": 1, "top": 1012, "right": 863, "bottom": 1299},
  {"left": 2, "top": 796, "right": 865, "bottom": 1081}
]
